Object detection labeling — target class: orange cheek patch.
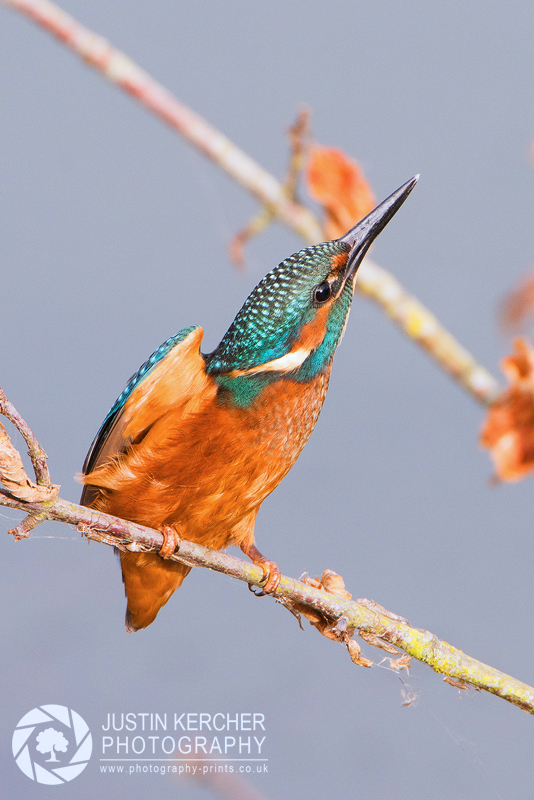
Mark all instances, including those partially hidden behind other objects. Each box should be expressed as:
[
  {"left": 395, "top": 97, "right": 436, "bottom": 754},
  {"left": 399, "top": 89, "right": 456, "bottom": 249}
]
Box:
[
  {"left": 293, "top": 303, "right": 331, "bottom": 352},
  {"left": 291, "top": 251, "right": 347, "bottom": 354}
]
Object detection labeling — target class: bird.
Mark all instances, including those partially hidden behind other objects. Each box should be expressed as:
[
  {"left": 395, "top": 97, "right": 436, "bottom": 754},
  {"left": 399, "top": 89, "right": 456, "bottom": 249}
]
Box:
[{"left": 80, "top": 175, "right": 418, "bottom": 632}]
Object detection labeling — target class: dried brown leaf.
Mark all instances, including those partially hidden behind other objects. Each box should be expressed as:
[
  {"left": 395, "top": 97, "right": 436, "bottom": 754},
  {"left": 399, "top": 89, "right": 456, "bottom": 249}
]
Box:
[
  {"left": 501, "top": 271, "right": 534, "bottom": 331},
  {"left": 444, "top": 676, "right": 470, "bottom": 690},
  {"left": 359, "top": 630, "right": 399, "bottom": 655},
  {"left": 346, "top": 639, "right": 373, "bottom": 668},
  {"left": 0, "top": 422, "right": 59, "bottom": 502},
  {"left": 480, "top": 337, "right": 534, "bottom": 481},
  {"left": 287, "top": 571, "right": 353, "bottom": 638},
  {"left": 290, "top": 570, "right": 405, "bottom": 671},
  {"left": 381, "top": 653, "right": 412, "bottom": 672},
  {"left": 317, "top": 569, "right": 352, "bottom": 600},
  {"left": 300, "top": 575, "right": 322, "bottom": 590},
  {"left": 306, "top": 146, "right": 375, "bottom": 239}
]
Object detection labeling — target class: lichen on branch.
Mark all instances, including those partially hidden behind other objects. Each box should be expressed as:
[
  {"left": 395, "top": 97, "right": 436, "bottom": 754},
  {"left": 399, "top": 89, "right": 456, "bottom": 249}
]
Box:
[{"left": 0, "top": 389, "right": 533, "bottom": 715}]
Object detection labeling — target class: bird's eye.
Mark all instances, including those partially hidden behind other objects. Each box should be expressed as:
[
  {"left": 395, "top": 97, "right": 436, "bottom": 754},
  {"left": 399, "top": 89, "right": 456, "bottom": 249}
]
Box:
[{"left": 313, "top": 281, "right": 331, "bottom": 304}]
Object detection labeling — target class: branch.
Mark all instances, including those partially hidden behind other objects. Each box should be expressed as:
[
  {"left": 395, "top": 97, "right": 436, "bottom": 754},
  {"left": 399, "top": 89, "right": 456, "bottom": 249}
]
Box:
[
  {"left": 0, "top": 387, "right": 55, "bottom": 488},
  {"left": 357, "top": 259, "right": 500, "bottom": 404},
  {"left": 229, "top": 108, "right": 311, "bottom": 269},
  {"left": 0, "top": 388, "right": 59, "bottom": 518},
  {"left": 1, "top": 391, "right": 532, "bottom": 715},
  {"left": 2, "top": 0, "right": 502, "bottom": 406}
]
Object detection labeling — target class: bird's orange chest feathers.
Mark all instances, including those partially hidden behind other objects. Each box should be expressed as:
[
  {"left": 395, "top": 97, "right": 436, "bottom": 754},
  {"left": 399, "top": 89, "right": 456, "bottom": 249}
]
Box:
[{"left": 90, "top": 368, "right": 330, "bottom": 551}]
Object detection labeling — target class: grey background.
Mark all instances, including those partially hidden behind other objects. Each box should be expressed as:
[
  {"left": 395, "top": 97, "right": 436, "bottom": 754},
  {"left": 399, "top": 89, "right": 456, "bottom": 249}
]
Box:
[{"left": 2, "top": 1, "right": 534, "bottom": 798}]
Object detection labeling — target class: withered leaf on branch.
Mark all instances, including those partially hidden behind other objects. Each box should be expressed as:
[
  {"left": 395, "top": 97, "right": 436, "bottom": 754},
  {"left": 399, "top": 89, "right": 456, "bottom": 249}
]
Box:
[
  {"left": 317, "top": 568, "right": 352, "bottom": 600},
  {"left": 0, "top": 422, "right": 59, "bottom": 502},
  {"left": 480, "top": 337, "right": 534, "bottom": 482},
  {"left": 500, "top": 271, "right": 534, "bottom": 331},
  {"left": 359, "top": 631, "right": 399, "bottom": 655},
  {"left": 306, "top": 146, "right": 375, "bottom": 239},
  {"left": 381, "top": 653, "right": 412, "bottom": 672},
  {"left": 444, "top": 676, "right": 472, "bottom": 690},
  {"left": 287, "top": 570, "right": 351, "bottom": 639},
  {"left": 346, "top": 639, "right": 373, "bottom": 668}
]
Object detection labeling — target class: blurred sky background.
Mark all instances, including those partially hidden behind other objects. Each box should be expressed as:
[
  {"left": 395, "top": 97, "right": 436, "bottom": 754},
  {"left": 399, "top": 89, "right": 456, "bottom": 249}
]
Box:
[{"left": 2, "top": 1, "right": 534, "bottom": 798}]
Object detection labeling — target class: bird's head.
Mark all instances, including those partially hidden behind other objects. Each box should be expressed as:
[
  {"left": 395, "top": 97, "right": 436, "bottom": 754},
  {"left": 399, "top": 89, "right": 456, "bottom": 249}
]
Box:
[{"left": 206, "top": 176, "right": 418, "bottom": 404}]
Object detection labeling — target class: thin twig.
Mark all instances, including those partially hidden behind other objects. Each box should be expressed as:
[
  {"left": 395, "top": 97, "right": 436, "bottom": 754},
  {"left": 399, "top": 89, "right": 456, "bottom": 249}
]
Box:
[
  {"left": 284, "top": 106, "right": 311, "bottom": 203},
  {"left": 358, "top": 260, "right": 501, "bottom": 404},
  {"left": 229, "top": 206, "right": 276, "bottom": 270},
  {"left": 3, "top": 0, "right": 321, "bottom": 242},
  {"left": 9, "top": 512, "right": 48, "bottom": 540},
  {"left": 0, "top": 395, "right": 532, "bottom": 714},
  {"left": 0, "top": 388, "right": 54, "bottom": 487},
  {"left": 3, "top": 0, "right": 503, "bottom": 406},
  {"left": 229, "top": 107, "right": 310, "bottom": 268}
]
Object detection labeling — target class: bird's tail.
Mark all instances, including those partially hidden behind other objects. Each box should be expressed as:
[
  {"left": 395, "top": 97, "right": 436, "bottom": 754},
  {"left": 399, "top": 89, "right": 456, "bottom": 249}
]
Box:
[{"left": 119, "top": 551, "right": 191, "bottom": 632}]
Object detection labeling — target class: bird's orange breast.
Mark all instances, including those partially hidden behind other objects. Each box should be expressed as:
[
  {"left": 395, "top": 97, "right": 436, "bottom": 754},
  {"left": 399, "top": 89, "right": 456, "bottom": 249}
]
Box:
[{"left": 88, "top": 369, "right": 331, "bottom": 551}]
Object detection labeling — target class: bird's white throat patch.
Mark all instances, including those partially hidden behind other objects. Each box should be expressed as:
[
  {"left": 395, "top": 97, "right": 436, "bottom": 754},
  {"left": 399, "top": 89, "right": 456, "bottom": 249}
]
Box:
[{"left": 229, "top": 347, "right": 311, "bottom": 377}]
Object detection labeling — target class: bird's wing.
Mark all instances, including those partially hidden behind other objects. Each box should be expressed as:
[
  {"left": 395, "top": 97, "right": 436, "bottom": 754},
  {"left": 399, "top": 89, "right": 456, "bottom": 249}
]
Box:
[{"left": 81, "top": 325, "right": 206, "bottom": 502}]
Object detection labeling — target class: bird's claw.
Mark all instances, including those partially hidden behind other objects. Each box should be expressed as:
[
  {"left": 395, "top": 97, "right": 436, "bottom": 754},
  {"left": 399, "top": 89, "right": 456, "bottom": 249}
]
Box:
[
  {"left": 258, "top": 560, "right": 281, "bottom": 593},
  {"left": 248, "top": 583, "right": 266, "bottom": 597},
  {"left": 248, "top": 561, "right": 281, "bottom": 596},
  {"left": 158, "top": 525, "right": 179, "bottom": 559},
  {"left": 241, "top": 542, "right": 281, "bottom": 595}
]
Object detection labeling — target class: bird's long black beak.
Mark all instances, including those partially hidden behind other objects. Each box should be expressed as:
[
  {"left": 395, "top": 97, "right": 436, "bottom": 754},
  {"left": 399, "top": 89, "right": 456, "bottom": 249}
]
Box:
[{"left": 340, "top": 175, "right": 419, "bottom": 283}]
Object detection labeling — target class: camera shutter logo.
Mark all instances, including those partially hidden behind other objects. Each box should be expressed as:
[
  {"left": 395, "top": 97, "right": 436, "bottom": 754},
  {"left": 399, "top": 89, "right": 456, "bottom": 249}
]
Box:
[{"left": 12, "top": 705, "right": 92, "bottom": 784}]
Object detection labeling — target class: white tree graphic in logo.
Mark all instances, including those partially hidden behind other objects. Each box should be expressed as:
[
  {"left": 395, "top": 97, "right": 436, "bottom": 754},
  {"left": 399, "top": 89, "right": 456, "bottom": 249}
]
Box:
[
  {"left": 36, "top": 728, "right": 69, "bottom": 762},
  {"left": 12, "top": 705, "right": 92, "bottom": 784}
]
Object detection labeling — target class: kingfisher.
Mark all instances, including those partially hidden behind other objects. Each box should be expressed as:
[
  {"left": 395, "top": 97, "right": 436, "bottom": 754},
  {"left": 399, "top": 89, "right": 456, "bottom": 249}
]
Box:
[{"left": 80, "top": 176, "right": 417, "bottom": 631}]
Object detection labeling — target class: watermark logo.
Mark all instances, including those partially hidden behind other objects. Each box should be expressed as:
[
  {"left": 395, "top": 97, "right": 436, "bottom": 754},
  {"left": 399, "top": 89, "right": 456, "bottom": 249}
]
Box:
[
  {"left": 12, "top": 705, "right": 92, "bottom": 784},
  {"left": 99, "top": 712, "right": 268, "bottom": 777}
]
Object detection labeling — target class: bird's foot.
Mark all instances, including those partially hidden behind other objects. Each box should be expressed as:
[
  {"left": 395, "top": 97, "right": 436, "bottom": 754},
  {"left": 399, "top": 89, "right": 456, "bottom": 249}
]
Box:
[
  {"left": 241, "top": 542, "right": 281, "bottom": 595},
  {"left": 158, "top": 525, "right": 180, "bottom": 559}
]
